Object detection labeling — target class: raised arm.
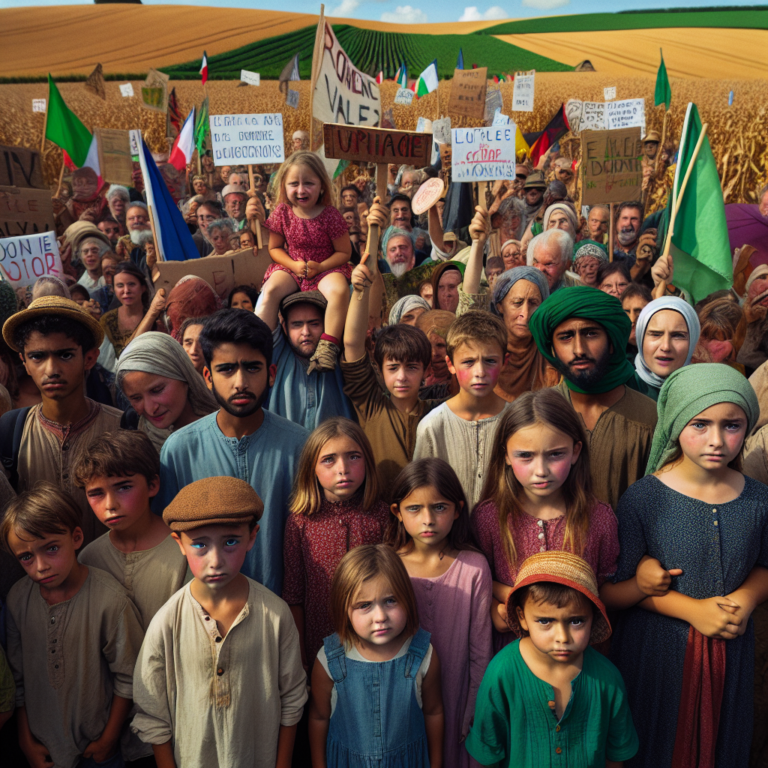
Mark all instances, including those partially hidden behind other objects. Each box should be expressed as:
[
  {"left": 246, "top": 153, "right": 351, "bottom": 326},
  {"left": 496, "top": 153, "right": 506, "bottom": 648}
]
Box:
[
  {"left": 463, "top": 206, "right": 489, "bottom": 296},
  {"left": 344, "top": 254, "right": 375, "bottom": 363}
]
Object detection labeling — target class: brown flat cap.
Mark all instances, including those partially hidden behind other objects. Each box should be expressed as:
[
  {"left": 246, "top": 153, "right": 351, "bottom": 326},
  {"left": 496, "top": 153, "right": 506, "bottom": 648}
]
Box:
[{"left": 163, "top": 476, "right": 264, "bottom": 532}]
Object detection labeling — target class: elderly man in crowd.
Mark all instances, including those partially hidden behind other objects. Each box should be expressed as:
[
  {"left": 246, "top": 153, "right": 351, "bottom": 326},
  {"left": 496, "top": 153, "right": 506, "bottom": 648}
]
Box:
[
  {"left": 612, "top": 202, "right": 658, "bottom": 281},
  {"left": 222, "top": 184, "right": 248, "bottom": 229},
  {"left": 292, "top": 131, "right": 310, "bottom": 152},
  {"left": 586, "top": 204, "right": 610, "bottom": 244},
  {"left": 529, "top": 229, "right": 580, "bottom": 293},
  {"left": 530, "top": 286, "right": 657, "bottom": 510},
  {"left": 115, "top": 202, "right": 152, "bottom": 264},
  {"left": 380, "top": 227, "right": 417, "bottom": 277},
  {"left": 106, "top": 185, "right": 130, "bottom": 228}
]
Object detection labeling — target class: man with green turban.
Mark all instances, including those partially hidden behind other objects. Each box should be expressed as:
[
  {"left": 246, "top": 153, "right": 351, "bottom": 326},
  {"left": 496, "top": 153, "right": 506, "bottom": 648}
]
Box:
[{"left": 530, "top": 286, "right": 658, "bottom": 509}]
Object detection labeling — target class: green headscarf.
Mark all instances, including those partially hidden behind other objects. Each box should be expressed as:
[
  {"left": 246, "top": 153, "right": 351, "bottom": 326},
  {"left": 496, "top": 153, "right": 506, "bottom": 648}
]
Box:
[
  {"left": 529, "top": 285, "right": 634, "bottom": 394},
  {"left": 645, "top": 363, "right": 759, "bottom": 475}
]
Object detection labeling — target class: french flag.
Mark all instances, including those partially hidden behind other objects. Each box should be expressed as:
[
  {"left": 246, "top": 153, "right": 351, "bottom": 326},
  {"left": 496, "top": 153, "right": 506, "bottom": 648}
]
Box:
[
  {"left": 375, "top": 71, "right": 384, "bottom": 85},
  {"left": 168, "top": 107, "right": 196, "bottom": 172}
]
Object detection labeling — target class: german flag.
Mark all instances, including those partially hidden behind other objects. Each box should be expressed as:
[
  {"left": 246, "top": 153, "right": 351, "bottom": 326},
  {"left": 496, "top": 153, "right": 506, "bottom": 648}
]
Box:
[{"left": 525, "top": 104, "right": 570, "bottom": 165}]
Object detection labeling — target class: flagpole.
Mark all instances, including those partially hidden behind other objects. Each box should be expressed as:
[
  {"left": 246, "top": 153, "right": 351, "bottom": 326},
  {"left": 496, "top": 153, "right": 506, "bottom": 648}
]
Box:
[
  {"left": 40, "top": 91, "right": 49, "bottom": 154},
  {"left": 308, "top": 4, "right": 326, "bottom": 151},
  {"left": 655, "top": 108, "right": 668, "bottom": 176}
]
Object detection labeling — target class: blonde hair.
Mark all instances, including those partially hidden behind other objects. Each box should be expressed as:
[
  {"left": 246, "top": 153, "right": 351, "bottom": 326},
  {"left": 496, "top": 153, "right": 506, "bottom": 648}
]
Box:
[
  {"left": 446, "top": 310, "right": 507, "bottom": 362},
  {"left": 275, "top": 150, "right": 334, "bottom": 208},
  {"left": 330, "top": 544, "right": 419, "bottom": 646},
  {"left": 289, "top": 418, "right": 380, "bottom": 516}
]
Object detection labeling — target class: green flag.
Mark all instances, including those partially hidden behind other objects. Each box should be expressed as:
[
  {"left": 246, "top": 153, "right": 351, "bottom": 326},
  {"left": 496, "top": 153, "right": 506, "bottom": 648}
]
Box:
[
  {"left": 45, "top": 74, "right": 93, "bottom": 167},
  {"left": 655, "top": 50, "right": 671, "bottom": 111},
  {"left": 195, "top": 96, "right": 209, "bottom": 155},
  {"left": 666, "top": 103, "right": 731, "bottom": 304}
]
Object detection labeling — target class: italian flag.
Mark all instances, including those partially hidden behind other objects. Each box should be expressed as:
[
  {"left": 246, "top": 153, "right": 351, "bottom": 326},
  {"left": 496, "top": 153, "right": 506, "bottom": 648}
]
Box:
[
  {"left": 414, "top": 60, "right": 438, "bottom": 98},
  {"left": 45, "top": 74, "right": 100, "bottom": 176}
]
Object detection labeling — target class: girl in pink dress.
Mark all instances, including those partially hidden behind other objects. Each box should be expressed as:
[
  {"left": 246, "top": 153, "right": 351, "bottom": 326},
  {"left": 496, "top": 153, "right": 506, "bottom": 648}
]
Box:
[
  {"left": 473, "top": 388, "right": 619, "bottom": 652},
  {"left": 387, "top": 457, "right": 492, "bottom": 768},
  {"left": 259, "top": 151, "right": 352, "bottom": 371}
]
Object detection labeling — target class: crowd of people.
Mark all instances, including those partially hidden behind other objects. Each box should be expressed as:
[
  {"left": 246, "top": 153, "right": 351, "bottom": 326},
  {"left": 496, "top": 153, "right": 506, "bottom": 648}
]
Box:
[{"left": 1, "top": 125, "right": 768, "bottom": 768}]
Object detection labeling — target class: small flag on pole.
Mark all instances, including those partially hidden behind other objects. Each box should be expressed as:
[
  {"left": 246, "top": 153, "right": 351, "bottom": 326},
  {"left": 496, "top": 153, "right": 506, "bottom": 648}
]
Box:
[
  {"left": 456, "top": 49, "right": 464, "bottom": 70},
  {"left": 194, "top": 96, "right": 209, "bottom": 156},
  {"left": 395, "top": 61, "right": 408, "bottom": 90},
  {"left": 415, "top": 60, "right": 438, "bottom": 98},
  {"left": 169, "top": 107, "right": 196, "bottom": 172},
  {"left": 200, "top": 52, "right": 208, "bottom": 86},
  {"left": 279, "top": 53, "right": 301, "bottom": 95},
  {"left": 654, "top": 49, "right": 671, "bottom": 111},
  {"left": 375, "top": 71, "right": 384, "bottom": 85}
]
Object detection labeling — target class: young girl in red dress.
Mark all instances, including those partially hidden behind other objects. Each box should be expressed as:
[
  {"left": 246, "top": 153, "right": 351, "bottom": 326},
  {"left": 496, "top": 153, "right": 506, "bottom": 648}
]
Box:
[{"left": 258, "top": 151, "right": 352, "bottom": 371}]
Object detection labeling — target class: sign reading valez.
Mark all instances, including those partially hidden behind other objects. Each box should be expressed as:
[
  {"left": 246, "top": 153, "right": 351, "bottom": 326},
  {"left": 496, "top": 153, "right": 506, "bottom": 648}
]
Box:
[
  {"left": 323, "top": 124, "right": 431, "bottom": 166},
  {"left": 209, "top": 113, "right": 285, "bottom": 165}
]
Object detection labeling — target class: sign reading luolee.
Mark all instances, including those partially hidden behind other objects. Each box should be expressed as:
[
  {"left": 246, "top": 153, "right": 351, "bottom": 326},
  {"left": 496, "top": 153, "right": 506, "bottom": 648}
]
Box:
[
  {"left": 451, "top": 126, "right": 517, "bottom": 181},
  {"left": 208, "top": 114, "right": 285, "bottom": 166}
]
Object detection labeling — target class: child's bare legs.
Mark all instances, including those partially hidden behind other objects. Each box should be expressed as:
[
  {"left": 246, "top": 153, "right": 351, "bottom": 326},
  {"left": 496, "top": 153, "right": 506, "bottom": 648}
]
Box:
[
  {"left": 309, "top": 272, "right": 350, "bottom": 372},
  {"left": 255, "top": 270, "right": 299, "bottom": 329}
]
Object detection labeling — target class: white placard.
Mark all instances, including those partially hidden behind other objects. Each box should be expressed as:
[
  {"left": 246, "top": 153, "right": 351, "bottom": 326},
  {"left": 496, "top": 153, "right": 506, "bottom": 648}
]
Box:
[
  {"left": 416, "top": 117, "right": 432, "bottom": 134},
  {"left": 581, "top": 101, "right": 607, "bottom": 132},
  {"left": 512, "top": 71, "right": 535, "bottom": 112},
  {"left": 604, "top": 86, "right": 616, "bottom": 101},
  {"left": 605, "top": 98, "right": 646, "bottom": 132},
  {"left": 119, "top": 83, "right": 134, "bottom": 98},
  {"left": 0, "top": 232, "right": 62, "bottom": 288},
  {"left": 240, "top": 70, "right": 261, "bottom": 86},
  {"left": 208, "top": 113, "right": 285, "bottom": 165},
  {"left": 451, "top": 125, "right": 517, "bottom": 182},
  {"left": 286, "top": 90, "right": 299, "bottom": 109},
  {"left": 394, "top": 88, "right": 414, "bottom": 106},
  {"left": 492, "top": 109, "right": 510, "bottom": 126},
  {"left": 432, "top": 117, "right": 452, "bottom": 145},
  {"left": 129, "top": 129, "right": 141, "bottom": 157},
  {"left": 32, "top": 99, "right": 46, "bottom": 113}
]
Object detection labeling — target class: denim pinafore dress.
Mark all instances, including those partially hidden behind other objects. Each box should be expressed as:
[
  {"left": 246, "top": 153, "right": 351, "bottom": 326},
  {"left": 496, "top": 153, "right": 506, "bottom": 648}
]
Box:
[{"left": 323, "top": 628, "right": 432, "bottom": 767}]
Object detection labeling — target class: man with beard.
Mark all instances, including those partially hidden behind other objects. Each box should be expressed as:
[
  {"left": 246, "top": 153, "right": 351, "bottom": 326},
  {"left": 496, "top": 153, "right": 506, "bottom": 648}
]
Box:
[
  {"left": 612, "top": 202, "right": 658, "bottom": 281},
  {"left": 529, "top": 286, "right": 657, "bottom": 510},
  {"left": 157, "top": 310, "right": 308, "bottom": 595},
  {"left": 116, "top": 202, "right": 152, "bottom": 264},
  {"left": 263, "top": 291, "right": 354, "bottom": 430},
  {"left": 388, "top": 193, "right": 429, "bottom": 254},
  {"left": 380, "top": 227, "right": 418, "bottom": 277}
]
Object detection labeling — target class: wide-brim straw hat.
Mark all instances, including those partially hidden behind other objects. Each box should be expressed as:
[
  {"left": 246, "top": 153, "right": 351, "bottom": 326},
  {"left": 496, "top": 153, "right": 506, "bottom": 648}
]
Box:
[
  {"left": 3, "top": 296, "right": 104, "bottom": 352},
  {"left": 504, "top": 551, "right": 612, "bottom": 644}
]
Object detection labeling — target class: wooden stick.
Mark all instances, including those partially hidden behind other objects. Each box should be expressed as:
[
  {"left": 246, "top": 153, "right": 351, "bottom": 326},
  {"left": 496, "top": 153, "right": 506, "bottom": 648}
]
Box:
[
  {"left": 308, "top": 5, "right": 326, "bottom": 151},
  {"left": 40, "top": 92, "right": 48, "bottom": 154},
  {"left": 247, "top": 164, "right": 264, "bottom": 249},
  {"left": 608, "top": 202, "right": 614, "bottom": 262},
  {"left": 358, "top": 163, "right": 386, "bottom": 301},
  {"left": 655, "top": 109, "right": 668, "bottom": 176},
  {"left": 147, "top": 204, "right": 163, "bottom": 262},
  {"left": 54, "top": 162, "right": 65, "bottom": 198}
]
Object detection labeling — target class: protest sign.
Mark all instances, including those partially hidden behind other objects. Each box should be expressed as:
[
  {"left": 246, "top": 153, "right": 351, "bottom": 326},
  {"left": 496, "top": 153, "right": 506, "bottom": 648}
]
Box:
[
  {"left": 605, "top": 98, "right": 646, "bottom": 132},
  {"left": 240, "top": 70, "right": 260, "bottom": 86},
  {"left": 415, "top": 117, "right": 432, "bottom": 134},
  {"left": 323, "top": 124, "right": 431, "bottom": 166},
  {"left": 32, "top": 99, "right": 46, "bottom": 113},
  {"left": 581, "top": 127, "right": 642, "bottom": 206},
  {"left": 512, "top": 70, "right": 535, "bottom": 112},
  {"left": 141, "top": 69, "right": 169, "bottom": 113},
  {"left": 286, "top": 90, "right": 299, "bottom": 109},
  {"left": 492, "top": 109, "right": 510, "bottom": 126},
  {"left": 484, "top": 89, "right": 503, "bottom": 126},
  {"left": 451, "top": 125, "right": 516, "bottom": 182},
  {"left": 581, "top": 102, "right": 607, "bottom": 132},
  {"left": 394, "top": 88, "right": 414, "bottom": 106},
  {"left": 0, "top": 231, "right": 62, "bottom": 287},
  {"left": 119, "top": 83, "right": 134, "bottom": 98},
  {"left": 432, "top": 117, "right": 451, "bottom": 145},
  {"left": 208, "top": 113, "right": 285, "bottom": 166},
  {"left": 0, "top": 145, "right": 46, "bottom": 189},
  {"left": 129, "top": 130, "right": 141, "bottom": 159},
  {"left": 448, "top": 67, "right": 487, "bottom": 120},
  {"left": 0, "top": 186, "right": 54, "bottom": 237},
  {"left": 604, "top": 86, "right": 616, "bottom": 101},
  {"left": 95, "top": 128, "right": 133, "bottom": 186},
  {"left": 411, "top": 177, "right": 444, "bottom": 216}
]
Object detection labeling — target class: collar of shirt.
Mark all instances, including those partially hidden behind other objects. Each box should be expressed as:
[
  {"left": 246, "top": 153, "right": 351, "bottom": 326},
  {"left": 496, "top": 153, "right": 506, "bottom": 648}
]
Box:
[{"left": 36, "top": 398, "right": 100, "bottom": 443}]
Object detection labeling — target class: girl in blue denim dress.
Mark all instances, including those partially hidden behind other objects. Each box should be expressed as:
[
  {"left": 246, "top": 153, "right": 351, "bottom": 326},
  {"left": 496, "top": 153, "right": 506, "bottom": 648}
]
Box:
[{"left": 308, "top": 544, "right": 445, "bottom": 768}]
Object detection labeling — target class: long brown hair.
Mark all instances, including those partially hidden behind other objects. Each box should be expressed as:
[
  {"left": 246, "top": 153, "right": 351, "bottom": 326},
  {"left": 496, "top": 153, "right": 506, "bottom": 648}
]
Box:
[
  {"left": 289, "top": 417, "right": 380, "bottom": 516},
  {"left": 478, "top": 389, "right": 594, "bottom": 570}
]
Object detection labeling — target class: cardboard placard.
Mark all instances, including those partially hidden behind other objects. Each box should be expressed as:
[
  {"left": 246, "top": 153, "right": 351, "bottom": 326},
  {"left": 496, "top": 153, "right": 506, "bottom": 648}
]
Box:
[
  {"left": 581, "top": 127, "right": 643, "bottom": 206},
  {"left": 32, "top": 99, "right": 46, "bottom": 113},
  {"left": 240, "top": 70, "right": 261, "bottom": 86},
  {"left": 0, "top": 145, "right": 46, "bottom": 189},
  {"left": 512, "top": 70, "right": 535, "bottom": 112},
  {"left": 141, "top": 68, "right": 169, "bottom": 113},
  {"left": 95, "top": 128, "right": 133, "bottom": 187},
  {"left": 119, "top": 83, "right": 134, "bottom": 98},
  {"left": 411, "top": 177, "right": 444, "bottom": 216},
  {"left": 0, "top": 232, "right": 62, "bottom": 287},
  {"left": 322, "top": 124, "right": 431, "bottom": 166},
  {"left": 209, "top": 113, "right": 285, "bottom": 166},
  {"left": 451, "top": 125, "right": 516, "bottom": 182},
  {"left": 604, "top": 98, "right": 646, "bottom": 132},
  {"left": 448, "top": 67, "right": 487, "bottom": 119},
  {"left": 394, "top": 88, "right": 414, "bottom": 106},
  {"left": 0, "top": 186, "right": 55, "bottom": 238}
]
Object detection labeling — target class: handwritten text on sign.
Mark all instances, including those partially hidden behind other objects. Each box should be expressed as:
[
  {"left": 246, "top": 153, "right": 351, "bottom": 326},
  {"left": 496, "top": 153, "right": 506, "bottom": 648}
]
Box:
[
  {"left": 604, "top": 99, "right": 646, "bottom": 132},
  {"left": 0, "top": 232, "right": 62, "bottom": 287},
  {"left": 581, "top": 127, "right": 642, "bottom": 206},
  {"left": 451, "top": 126, "right": 517, "bottom": 182},
  {"left": 322, "top": 124, "right": 431, "bottom": 166},
  {"left": 208, "top": 113, "right": 285, "bottom": 165},
  {"left": 512, "top": 71, "right": 535, "bottom": 112}
]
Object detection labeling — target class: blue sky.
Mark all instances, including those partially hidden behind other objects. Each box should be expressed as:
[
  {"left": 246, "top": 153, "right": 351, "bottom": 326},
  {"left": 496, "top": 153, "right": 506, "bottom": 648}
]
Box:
[{"left": 0, "top": 0, "right": 759, "bottom": 25}]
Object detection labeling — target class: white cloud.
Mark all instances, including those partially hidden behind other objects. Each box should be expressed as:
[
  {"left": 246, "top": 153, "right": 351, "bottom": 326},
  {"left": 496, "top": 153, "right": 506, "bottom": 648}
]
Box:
[
  {"left": 459, "top": 6, "right": 508, "bottom": 21},
  {"left": 380, "top": 5, "right": 428, "bottom": 23},
  {"left": 328, "top": 0, "right": 361, "bottom": 17},
  {"left": 521, "top": 0, "right": 570, "bottom": 9}
]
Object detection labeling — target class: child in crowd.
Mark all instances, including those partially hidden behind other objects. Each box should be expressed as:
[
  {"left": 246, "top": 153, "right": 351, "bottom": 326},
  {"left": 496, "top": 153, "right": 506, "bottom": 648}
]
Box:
[
  {"left": 473, "top": 389, "right": 619, "bottom": 651},
  {"left": 415, "top": 310, "right": 457, "bottom": 401},
  {"left": 3, "top": 483, "right": 144, "bottom": 768},
  {"left": 132, "top": 476, "right": 307, "bottom": 768},
  {"left": 257, "top": 151, "right": 352, "bottom": 372},
  {"left": 309, "top": 544, "right": 444, "bottom": 768},
  {"left": 603, "top": 364, "right": 768, "bottom": 768},
  {"left": 388, "top": 458, "right": 492, "bottom": 768},
  {"left": 75, "top": 430, "right": 189, "bottom": 630},
  {"left": 414, "top": 310, "right": 510, "bottom": 508},
  {"left": 466, "top": 551, "right": 638, "bottom": 767},
  {"left": 342, "top": 256, "right": 443, "bottom": 497},
  {"left": 283, "top": 417, "right": 391, "bottom": 669}
]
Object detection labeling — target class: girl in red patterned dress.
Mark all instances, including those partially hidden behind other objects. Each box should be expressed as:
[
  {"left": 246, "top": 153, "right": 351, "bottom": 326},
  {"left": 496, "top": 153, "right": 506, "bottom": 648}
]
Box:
[
  {"left": 258, "top": 151, "right": 352, "bottom": 371},
  {"left": 282, "top": 417, "right": 390, "bottom": 670}
]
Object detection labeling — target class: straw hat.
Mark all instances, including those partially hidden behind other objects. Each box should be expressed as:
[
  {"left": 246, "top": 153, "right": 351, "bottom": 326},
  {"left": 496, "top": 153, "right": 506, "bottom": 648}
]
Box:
[
  {"left": 2, "top": 296, "right": 104, "bottom": 352},
  {"left": 504, "top": 551, "right": 612, "bottom": 644}
]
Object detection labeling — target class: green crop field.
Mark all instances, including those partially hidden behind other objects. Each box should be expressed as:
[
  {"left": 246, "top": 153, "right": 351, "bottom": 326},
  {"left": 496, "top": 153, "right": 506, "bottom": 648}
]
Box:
[{"left": 161, "top": 24, "right": 572, "bottom": 82}]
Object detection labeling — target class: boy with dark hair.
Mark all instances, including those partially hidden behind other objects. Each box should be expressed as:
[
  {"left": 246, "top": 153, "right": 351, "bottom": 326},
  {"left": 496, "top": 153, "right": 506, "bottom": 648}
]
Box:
[
  {"left": 414, "top": 310, "right": 509, "bottom": 508},
  {"left": 133, "top": 476, "right": 306, "bottom": 768},
  {"left": 343, "top": 252, "right": 442, "bottom": 497},
  {"left": 1, "top": 297, "right": 123, "bottom": 545},
  {"left": 157, "top": 309, "right": 308, "bottom": 595},
  {"left": 467, "top": 552, "right": 638, "bottom": 767},
  {"left": 3, "top": 482, "right": 144, "bottom": 768}
]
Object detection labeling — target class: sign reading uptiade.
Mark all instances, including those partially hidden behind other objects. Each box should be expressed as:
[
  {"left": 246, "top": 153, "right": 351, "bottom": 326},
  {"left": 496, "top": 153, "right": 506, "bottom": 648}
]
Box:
[
  {"left": 581, "top": 127, "right": 642, "bottom": 205},
  {"left": 322, "top": 124, "right": 431, "bottom": 166},
  {"left": 448, "top": 67, "right": 488, "bottom": 120}
]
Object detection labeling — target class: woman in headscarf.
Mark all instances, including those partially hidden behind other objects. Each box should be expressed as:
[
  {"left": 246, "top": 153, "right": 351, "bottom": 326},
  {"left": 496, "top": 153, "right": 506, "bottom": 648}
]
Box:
[
  {"left": 500, "top": 239, "right": 524, "bottom": 272},
  {"left": 607, "top": 364, "right": 768, "bottom": 768},
  {"left": 490, "top": 266, "right": 559, "bottom": 402},
  {"left": 164, "top": 275, "right": 221, "bottom": 341},
  {"left": 116, "top": 331, "right": 218, "bottom": 450},
  {"left": 388, "top": 295, "right": 431, "bottom": 326},
  {"left": 520, "top": 198, "right": 578, "bottom": 252},
  {"left": 430, "top": 261, "right": 466, "bottom": 314},
  {"left": 634, "top": 296, "right": 701, "bottom": 401},
  {"left": 572, "top": 240, "right": 609, "bottom": 287}
]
